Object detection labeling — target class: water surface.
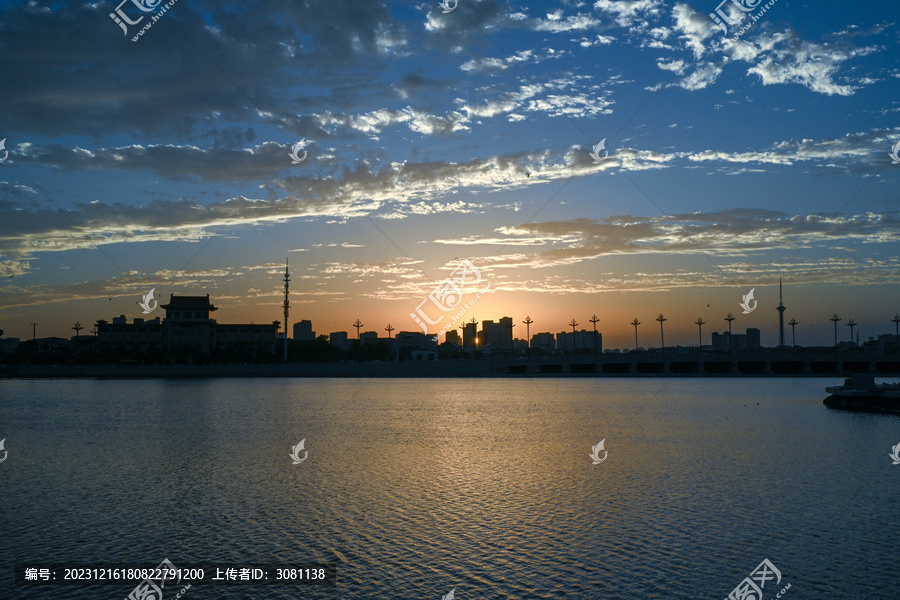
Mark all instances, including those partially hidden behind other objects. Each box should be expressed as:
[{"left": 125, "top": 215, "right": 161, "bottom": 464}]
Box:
[{"left": 1, "top": 377, "right": 897, "bottom": 599}]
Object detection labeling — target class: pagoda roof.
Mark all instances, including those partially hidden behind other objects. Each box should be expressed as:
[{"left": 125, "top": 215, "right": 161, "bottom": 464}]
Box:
[{"left": 161, "top": 294, "right": 218, "bottom": 311}]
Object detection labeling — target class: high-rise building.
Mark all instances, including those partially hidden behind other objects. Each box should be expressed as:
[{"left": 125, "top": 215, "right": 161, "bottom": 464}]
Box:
[
  {"left": 293, "top": 320, "right": 316, "bottom": 341},
  {"left": 445, "top": 330, "right": 461, "bottom": 346},
  {"left": 556, "top": 330, "right": 601, "bottom": 353},
  {"left": 329, "top": 331, "right": 349, "bottom": 350},
  {"left": 479, "top": 317, "right": 514, "bottom": 349},
  {"left": 530, "top": 332, "right": 556, "bottom": 351}
]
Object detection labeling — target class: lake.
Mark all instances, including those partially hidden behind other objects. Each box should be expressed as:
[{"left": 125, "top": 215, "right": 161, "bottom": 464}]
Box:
[{"left": 1, "top": 377, "right": 898, "bottom": 599}]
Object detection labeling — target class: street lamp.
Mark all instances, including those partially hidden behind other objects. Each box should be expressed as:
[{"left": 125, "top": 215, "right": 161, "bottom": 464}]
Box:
[
  {"left": 72, "top": 322, "right": 83, "bottom": 356},
  {"left": 352, "top": 319, "right": 363, "bottom": 340},
  {"left": 846, "top": 319, "right": 856, "bottom": 346},
  {"left": 385, "top": 323, "right": 395, "bottom": 361},
  {"left": 892, "top": 315, "right": 900, "bottom": 354},
  {"left": 694, "top": 317, "right": 705, "bottom": 348},
  {"left": 830, "top": 314, "right": 841, "bottom": 347},
  {"left": 788, "top": 318, "right": 798, "bottom": 348},
  {"left": 656, "top": 314, "right": 667, "bottom": 354},
  {"left": 631, "top": 318, "right": 640, "bottom": 351},
  {"left": 589, "top": 314, "right": 600, "bottom": 357},
  {"left": 569, "top": 319, "right": 578, "bottom": 353},
  {"left": 523, "top": 316, "right": 533, "bottom": 351},
  {"left": 724, "top": 313, "right": 735, "bottom": 353}
]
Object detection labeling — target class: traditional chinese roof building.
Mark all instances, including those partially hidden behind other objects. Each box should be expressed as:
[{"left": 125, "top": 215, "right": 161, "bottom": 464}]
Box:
[{"left": 95, "top": 294, "right": 276, "bottom": 361}]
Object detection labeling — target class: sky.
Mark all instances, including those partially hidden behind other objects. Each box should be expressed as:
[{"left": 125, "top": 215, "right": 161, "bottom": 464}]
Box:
[{"left": 0, "top": 0, "right": 899, "bottom": 349}]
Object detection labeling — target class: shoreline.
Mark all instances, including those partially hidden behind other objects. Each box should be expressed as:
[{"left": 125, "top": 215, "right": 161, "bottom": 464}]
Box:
[{"left": 3, "top": 356, "right": 899, "bottom": 380}]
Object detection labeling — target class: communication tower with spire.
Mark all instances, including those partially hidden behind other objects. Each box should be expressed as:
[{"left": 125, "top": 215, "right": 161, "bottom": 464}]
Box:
[
  {"left": 283, "top": 257, "right": 290, "bottom": 361},
  {"left": 777, "top": 277, "right": 786, "bottom": 347}
]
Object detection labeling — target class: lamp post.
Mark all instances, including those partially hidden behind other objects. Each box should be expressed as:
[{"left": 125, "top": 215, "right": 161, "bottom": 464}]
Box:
[
  {"left": 470, "top": 317, "right": 478, "bottom": 351},
  {"left": 892, "top": 315, "right": 900, "bottom": 354},
  {"left": 352, "top": 319, "right": 363, "bottom": 340},
  {"left": 506, "top": 321, "right": 515, "bottom": 353},
  {"left": 30, "top": 322, "right": 37, "bottom": 359},
  {"left": 589, "top": 314, "right": 600, "bottom": 357},
  {"left": 523, "top": 316, "right": 533, "bottom": 352},
  {"left": 631, "top": 318, "right": 640, "bottom": 351},
  {"left": 385, "top": 324, "right": 394, "bottom": 361},
  {"left": 656, "top": 314, "right": 667, "bottom": 354},
  {"left": 569, "top": 319, "right": 578, "bottom": 354},
  {"left": 694, "top": 317, "right": 705, "bottom": 348},
  {"left": 72, "top": 322, "right": 83, "bottom": 356},
  {"left": 788, "top": 318, "right": 798, "bottom": 348},
  {"left": 459, "top": 323, "right": 467, "bottom": 352},
  {"left": 830, "top": 314, "right": 841, "bottom": 347},
  {"left": 724, "top": 313, "right": 735, "bottom": 353},
  {"left": 846, "top": 319, "right": 856, "bottom": 346}
]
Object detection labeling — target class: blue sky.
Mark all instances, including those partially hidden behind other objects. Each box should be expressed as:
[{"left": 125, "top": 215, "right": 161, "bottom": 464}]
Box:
[{"left": 0, "top": 0, "right": 898, "bottom": 348}]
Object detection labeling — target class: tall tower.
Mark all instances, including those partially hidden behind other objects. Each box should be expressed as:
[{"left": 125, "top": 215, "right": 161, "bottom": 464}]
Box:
[
  {"left": 283, "top": 257, "right": 290, "bottom": 361},
  {"left": 777, "top": 277, "right": 786, "bottom": 347}
]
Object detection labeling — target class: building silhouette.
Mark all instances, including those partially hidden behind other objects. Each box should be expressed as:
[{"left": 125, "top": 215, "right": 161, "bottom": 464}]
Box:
[
  {"left": 96, "top": 294, "right": 277, "bottom": 358},
  {"left": 293, "top": 320, "right": 316, "bottom": 341},
  {"left": 329, "top": 331, "right": 350, "bottom": 350},
  {"left": 711, "top": 328, "right": 761, "bottom": 352},
  {"left": 530, "top": 332, "right": 556, "bottom": 352},
  {"left": 556, "top": 329, "right": 602, "bottom": 353}
]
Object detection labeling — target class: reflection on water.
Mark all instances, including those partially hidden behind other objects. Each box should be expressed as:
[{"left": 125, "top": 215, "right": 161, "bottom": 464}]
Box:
[{"left": 1, "top": 377, "right": 897, "bottom": 599}]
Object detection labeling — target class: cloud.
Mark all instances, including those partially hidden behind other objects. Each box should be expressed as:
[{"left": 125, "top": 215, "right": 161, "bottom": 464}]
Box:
[
  {"left": 431, "top": 210, "right": 900, "bottom": 276},
  {"left": 743, "top": 33, "right": 877, "bottom": 96},
  {"left": 593, "top": 0, "right": 664, "bottom": 28}
]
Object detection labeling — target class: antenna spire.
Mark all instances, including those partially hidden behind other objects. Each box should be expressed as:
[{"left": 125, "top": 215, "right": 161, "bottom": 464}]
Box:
[{"left": 283, "top": 256, "right": 290, "bottom": 361}]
